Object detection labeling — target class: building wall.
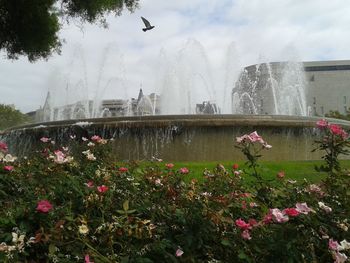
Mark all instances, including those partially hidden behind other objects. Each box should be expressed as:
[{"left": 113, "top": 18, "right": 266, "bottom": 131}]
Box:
[
  {"left": 233, "top": 60, "right": 350, "bottom": 116},
  {"left": 304, "top": 60, "right": 350, "bottom": 116}
]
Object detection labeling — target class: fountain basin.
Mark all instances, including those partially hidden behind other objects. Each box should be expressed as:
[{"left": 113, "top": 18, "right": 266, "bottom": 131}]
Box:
[{"left": 1, "top": 115, "right": 350, "bottom": 161}]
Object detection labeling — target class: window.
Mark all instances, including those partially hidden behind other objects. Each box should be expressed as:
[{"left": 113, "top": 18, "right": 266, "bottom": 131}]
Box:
[
  {"left": 310, "top": 75, "right": 315, "bottom": 81},
  {"left": 320, "top": 106, "right": 324, "bottom": 115},
  {"left": 313, "top": 97, "right": 316, "bottom": 104},
  {"left": 344, "top": 96, "right": 347, "bottom": 104},
  {"left": 345, "top": 106, "right": 348, "bottom": 114}
]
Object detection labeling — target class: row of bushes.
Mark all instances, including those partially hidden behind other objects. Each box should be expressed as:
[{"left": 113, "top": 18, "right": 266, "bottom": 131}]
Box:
[{"left": 0, "top": 120, "right": 349, "bottom": 262}]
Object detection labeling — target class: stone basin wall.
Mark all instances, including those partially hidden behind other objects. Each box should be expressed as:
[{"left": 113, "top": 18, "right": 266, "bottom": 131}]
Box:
[{"left": 1, "top": 115, "right": 350, "bottom": 161}]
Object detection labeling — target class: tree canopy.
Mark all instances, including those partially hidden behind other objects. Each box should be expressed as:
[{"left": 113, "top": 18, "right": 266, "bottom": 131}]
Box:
[
  {"left": 0, "top": 104, "right": 29, "bottom": 130},
  {"left": 0, "top": 0, "right": 139, "bottom": 62}
]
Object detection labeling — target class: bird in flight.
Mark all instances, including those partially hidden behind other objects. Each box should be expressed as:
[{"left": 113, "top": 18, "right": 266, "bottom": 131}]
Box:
[{"left": 141, "top": 17, "right": 155, "bottom": 32}]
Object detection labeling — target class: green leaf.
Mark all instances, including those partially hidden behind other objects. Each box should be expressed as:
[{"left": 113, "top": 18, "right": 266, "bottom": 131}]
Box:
[
  {"left": 135, "top": 168, "right": 143, "bottom": 174},
  {"left": 123, "top": 200, "right": 129, "bottom": 211},
  {"left": 221, "top": 239, "right": 232, "bottom": 247},
  {"left": 238, "top": 251, "right": 247, "bottom": 259},
  {"left": 116, "top": 210, "right": 126, "bottom": 215},
  {"left": 48, "top": 244, "right": 56, "bottom": 255},
  {"left": 65, "top": 216, "right": 74, "bottom": 221}
]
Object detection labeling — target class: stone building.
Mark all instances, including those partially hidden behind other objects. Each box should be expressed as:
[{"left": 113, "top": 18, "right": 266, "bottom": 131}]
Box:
[
  {"left": 34, "top": 88, "right": 161, "bottom": 122},
  {"left": 232, "top": 60, "right": 350, "bottom": 116},
  {"left": 305, "top": 60, "right": 350, "bottom": 116}
]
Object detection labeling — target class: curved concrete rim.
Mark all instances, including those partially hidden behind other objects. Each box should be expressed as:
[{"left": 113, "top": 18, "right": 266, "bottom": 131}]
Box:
[{"left": 2, "top": 114, "right": 350, "bottom": 133}]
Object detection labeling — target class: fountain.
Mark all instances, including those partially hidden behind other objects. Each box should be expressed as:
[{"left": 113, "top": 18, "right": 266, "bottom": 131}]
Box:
[
  {"left": 38, "top": 44, "right": 131, "bottom": 121},
  {"left": 232, "top": 61, "right": 307, "bottom": 115},
  {"left": 1, "top": 40, "right": 350, "bottom": 161}
]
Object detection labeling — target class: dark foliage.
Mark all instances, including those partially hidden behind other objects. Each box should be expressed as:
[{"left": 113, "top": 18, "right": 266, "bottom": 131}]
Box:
[{"left": 0, "top": 0, "right": 139, "bottom": 61}]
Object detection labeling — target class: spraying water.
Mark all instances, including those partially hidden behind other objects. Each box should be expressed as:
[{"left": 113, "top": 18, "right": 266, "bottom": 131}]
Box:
[
  {"left": 40, "top": 40, "right": 307, "bottom": 122},
  {"left": 231, "top": 61, "right": 307, "bottom": 116}
]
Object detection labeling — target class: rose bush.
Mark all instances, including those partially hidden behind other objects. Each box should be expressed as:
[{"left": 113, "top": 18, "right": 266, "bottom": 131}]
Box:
[{"left": 0, "top": 122, "right": 349, "bottom": 262}]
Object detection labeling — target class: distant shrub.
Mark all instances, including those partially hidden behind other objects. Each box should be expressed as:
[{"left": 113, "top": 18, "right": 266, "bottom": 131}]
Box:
[{"left": 0, "top": 104, "right": 29, "bottom": 130}]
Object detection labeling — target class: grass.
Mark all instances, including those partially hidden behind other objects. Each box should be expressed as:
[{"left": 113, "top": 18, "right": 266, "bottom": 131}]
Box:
[
  {"left": 116, "top": 159, "right": 350, "bottom": 184},
  {"left": 155, "top": 160, "right": 350, "bottom": 183}
]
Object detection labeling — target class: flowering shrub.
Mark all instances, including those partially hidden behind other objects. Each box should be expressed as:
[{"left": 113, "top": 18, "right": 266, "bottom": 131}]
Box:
[
  {"left": 235, "top": 131, "right": 272, "bottom": 180},
  {"left": 314, "top": 119, "right": 350, "bottom": 174},
  {"left": 0, "top": 123, "right": 349, "bottom": 262}
]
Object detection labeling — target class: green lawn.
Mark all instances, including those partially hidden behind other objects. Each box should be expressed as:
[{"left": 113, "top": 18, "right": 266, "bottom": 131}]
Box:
[{"left": 160, "top": 160, "right": 350, "bottom": 183}]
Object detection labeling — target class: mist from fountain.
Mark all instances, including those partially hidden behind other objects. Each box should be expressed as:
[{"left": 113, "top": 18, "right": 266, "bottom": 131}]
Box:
[
  {"left": 278, "top": 61, "right": 307, "bottom": 115},
  {"left": 40, "top": 40, "right": 308, "bottom": 123},
  {"left": 232, "top": 60, "right": 307, "bottom": 116},
  {"left": 155, "top": 39, "right": 241, "bottom": 115},
  {"left": 42, "top": 44, "right": 130, "bottom": 121}
]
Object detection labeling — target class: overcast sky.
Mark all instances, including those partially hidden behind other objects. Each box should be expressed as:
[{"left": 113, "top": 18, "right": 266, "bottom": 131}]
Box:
[{"left": 1, "top": 0, "right": 350, "bottom": 113}]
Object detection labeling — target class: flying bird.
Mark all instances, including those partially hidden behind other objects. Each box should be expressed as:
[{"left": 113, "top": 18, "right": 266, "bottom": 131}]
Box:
[{"left": 141, "top": 17, "right": 155, "bottom": 32}]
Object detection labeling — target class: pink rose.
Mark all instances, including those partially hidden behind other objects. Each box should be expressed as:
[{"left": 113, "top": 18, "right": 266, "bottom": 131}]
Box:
[
  {"left": 36, "top": 200, "right": 53, "bottom": 213},
  {"left": 118, "top": 167, "right": 128, "bottom": 173},
  {"left": 248, "top": 131, "right": 264, "bottom": 143},
  {"left": 236, "top": 131, "right": 271, "bottom": 147},
  {"left": 332, "top": 251, "right": 348, "bottom": 263},
  {"left": 241, "top": 229, "right": 252, "bottom": 240},
  {"left": 277, "top": 171, "right": 285, "bottom": 178},
  {"left": 54, "top": 150, "right": 66, "bottom": 164},
  {"left": 85, "top": 181, "right": 94, "bottom": 188},
  {"left": 329, "top": 238, "right": 340, "bottom": 251},
  {"left": 326, "top": 124, "right": 349, "bottom": 139},
  {"left": 283, "top": 208, "right": 300, "bottom": 217},
  {"left": 232, "top": 163, "right": 239, "bottom": 170},
  {"left": 91, "top": 135, "right": 102, "bottom": 142},
  {"left": 234, "top": 170, "right": 242, "bottom": 176},
  {"left": 236, "top": 134, "right": 249, "bottom": 143},
  {"left": 97, "top": 185, "right": 109, "bottom": 193},
  {"left": 235, "top": 218, "right": 252, "bottom": 230},
  {"left": 295, "top": 202, "right": 314, "bottom": 215},
  {"left": 308, "top": 184, "right": 324, "bottom": 195},
  {"left": 175, "top": 248, "right": 184, "bottom": 257},
  {"left": 0, "top": 141, "right": 8, "bottom": 153},
  {"left": 85, "top": 254, "right": 94, "bottom": 263},
  {"left": 155, "top": 179, "right": 162, "bottom": 186},
  {"left": 262, "top": 211, "right": 273, "bottom": 224},
  {"left": 248, "top": 219, "right": 258, "bottom": 227},
  {"left": 179, "top": 167, "right": 189, "bottom": 174},
  {"left": 40, "top": 137, "right": 50, "bottom": 143},
  {"left": 316, "top": 119, "right": 328, "bottom": 129},
  {"left": 329, "top": 124, "right": 343, "bottom": 136},
  {"left": 271, "top": 208, "right": 289, "bottom": 223},
  {"left": 4, "top": 165, "right": 14, "bottom": 172},
  {"left": 165, "top": 163, "right": 174, "bottom": 169}
]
